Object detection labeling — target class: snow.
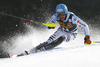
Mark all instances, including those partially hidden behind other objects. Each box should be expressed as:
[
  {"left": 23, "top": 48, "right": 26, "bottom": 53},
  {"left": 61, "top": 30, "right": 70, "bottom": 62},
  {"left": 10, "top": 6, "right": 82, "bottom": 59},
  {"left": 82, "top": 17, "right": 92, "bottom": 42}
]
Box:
[
  {"left": 0, "top": 25, "right": 100, "bottom": 67},
  {"left": 1, "top": 44, "right": 100, "bottom": 67}
]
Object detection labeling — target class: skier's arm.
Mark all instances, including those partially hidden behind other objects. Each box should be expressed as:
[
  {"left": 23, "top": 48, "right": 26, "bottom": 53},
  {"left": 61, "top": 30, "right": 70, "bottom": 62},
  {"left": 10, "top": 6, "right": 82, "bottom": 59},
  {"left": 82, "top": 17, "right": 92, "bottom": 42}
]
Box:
[
  {"left": 43, "top": 14, "right": 57, "bottom": 29},
  {"left": 47, "top": 13, "right": 58, "bottom": 23},
  {"left": 72, "top": 14, "right": 91, "bottom": 44},
  {"left": 72, "top": 14, "right": 90, "bottom": 36}
]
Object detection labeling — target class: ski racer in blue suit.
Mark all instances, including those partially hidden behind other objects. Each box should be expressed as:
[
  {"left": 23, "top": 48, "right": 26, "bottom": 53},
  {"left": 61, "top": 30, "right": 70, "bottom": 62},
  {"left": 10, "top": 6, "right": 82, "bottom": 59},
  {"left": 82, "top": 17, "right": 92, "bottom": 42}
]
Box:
[
  {"left": 9, "top": 4, "right": 92, "bottom": 57},
  {"left": 30, "top": 4, "right": 92, "bottom": 52}
]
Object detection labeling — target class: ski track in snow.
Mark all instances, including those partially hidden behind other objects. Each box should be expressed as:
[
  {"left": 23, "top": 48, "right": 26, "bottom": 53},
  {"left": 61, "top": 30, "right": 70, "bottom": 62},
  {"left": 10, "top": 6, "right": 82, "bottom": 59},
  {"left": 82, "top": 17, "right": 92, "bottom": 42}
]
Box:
[{"left": 0, "top": 24, "right": 100, "bottom": 67}]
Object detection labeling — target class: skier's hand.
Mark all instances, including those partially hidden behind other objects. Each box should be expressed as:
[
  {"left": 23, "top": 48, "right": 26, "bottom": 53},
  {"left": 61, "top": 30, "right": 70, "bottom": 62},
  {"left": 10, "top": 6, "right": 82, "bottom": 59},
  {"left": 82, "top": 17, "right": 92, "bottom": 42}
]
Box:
[
  {"left": 43, "top": 22, "right": 56, "bottom": 29},
  {"left": 84, "top": 35, "right": 92, "bottom": 45},
  {"left": 45, "top": 26, "right": 55, "bottom": 29}
]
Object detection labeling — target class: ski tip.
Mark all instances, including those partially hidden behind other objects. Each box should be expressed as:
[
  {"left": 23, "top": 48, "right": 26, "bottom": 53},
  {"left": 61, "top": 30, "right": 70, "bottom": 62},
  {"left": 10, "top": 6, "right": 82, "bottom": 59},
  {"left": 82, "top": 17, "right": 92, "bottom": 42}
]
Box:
[{"left": 9, "top": 54, "right": 17, "bottom": 58}]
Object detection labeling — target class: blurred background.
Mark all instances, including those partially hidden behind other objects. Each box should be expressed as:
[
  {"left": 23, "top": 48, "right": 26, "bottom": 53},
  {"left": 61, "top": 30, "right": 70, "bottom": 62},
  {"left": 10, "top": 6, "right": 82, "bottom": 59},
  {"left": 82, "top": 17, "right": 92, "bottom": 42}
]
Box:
[{"left": 0, "top": 0, "right": 100, "bottom": 57}]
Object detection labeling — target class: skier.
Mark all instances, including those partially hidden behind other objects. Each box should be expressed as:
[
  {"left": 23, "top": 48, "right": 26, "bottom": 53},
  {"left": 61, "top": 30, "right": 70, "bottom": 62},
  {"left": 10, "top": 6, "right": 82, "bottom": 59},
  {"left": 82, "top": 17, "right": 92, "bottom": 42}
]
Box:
[
  {"left": 14, "top": 4, "right": 92, "bottom": 57},
  {"left": 30, "top": 4, "right": 92, "bottom": 53}
]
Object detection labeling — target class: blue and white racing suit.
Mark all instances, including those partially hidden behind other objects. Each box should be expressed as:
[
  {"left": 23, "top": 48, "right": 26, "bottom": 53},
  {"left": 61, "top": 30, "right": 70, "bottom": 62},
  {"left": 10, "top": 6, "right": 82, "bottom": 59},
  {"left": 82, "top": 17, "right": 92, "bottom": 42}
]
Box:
[{"left": 46, "top": 11, "right": 90, "bottom": 43}]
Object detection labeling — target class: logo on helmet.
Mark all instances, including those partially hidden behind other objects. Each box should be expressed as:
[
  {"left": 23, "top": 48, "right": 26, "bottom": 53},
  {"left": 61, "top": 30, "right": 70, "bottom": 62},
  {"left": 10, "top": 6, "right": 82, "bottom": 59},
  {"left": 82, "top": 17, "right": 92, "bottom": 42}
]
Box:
[{"left": 57, "top": 9, "right": 63, "bottom": 12}]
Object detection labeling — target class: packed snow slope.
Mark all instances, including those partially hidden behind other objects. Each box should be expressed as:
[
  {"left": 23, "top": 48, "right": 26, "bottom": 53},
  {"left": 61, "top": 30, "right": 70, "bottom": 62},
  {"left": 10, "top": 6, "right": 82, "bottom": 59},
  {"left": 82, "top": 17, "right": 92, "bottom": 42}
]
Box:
[{"left": 0, "top": 24, "right": 100, "bottom": 67}]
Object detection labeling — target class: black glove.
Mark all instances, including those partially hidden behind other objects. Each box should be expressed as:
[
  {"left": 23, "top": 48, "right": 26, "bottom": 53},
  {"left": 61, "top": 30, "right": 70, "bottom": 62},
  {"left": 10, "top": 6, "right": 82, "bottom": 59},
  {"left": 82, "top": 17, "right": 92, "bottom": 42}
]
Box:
[{"left": 46, "top": 26, "right": 55, "bottom": 29}]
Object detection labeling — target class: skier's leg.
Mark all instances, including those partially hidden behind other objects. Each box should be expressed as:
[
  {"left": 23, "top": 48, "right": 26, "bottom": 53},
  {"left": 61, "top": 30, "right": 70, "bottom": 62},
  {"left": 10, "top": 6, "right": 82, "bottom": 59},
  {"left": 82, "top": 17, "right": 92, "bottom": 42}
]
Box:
[
  {"left": 17, "top": 30, "right": 64, "bottom": 56},
  {"left": 31, "top": 36, "right": 65, "bottom": 52},
  {"left": 31, "top": 29, "right": 65, "bottom": 53},
  {"left": 46, "top": 29, "right": 63, "bottom": 44},
  {"left": 64, "top": 32, "right": 77, "bottom": 42},
  {"left": 44, "top": 36, "right": 65, "bottom": 50}
]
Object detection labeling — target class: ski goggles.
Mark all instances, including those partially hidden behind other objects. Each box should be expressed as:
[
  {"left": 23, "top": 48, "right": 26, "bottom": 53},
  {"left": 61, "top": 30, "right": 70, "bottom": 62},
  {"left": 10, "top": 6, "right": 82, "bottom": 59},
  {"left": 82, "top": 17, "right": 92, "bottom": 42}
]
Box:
[{"left": 57, "top": 12, "right": 65, "bottom": 16}]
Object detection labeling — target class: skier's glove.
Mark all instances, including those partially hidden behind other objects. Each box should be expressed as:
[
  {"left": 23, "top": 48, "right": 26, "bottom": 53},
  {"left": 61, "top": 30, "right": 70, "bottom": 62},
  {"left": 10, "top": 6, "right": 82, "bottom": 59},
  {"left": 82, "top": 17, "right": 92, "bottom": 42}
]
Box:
[
  {"left": 43, "top": 22, "right": 56, "bottom": 29},
  {"left": 45, "top": 26, "right": 55, "bottom": 29},
  {"left": 84, "top": 35, "right": 91, "bottom": 45}
]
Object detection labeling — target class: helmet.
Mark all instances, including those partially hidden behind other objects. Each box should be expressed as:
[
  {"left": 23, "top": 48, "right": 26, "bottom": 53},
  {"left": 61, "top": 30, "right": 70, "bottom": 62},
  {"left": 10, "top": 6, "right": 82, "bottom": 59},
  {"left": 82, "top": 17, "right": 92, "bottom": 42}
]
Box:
[{"left": 56, "top": 4, "right": 68, "bottom": 14}]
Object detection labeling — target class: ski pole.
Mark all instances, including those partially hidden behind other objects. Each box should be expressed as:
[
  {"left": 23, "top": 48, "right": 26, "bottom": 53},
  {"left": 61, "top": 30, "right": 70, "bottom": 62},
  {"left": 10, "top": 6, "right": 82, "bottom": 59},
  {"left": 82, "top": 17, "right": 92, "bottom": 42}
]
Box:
[
  {"left": 92, "top": 41, "right": 100, "bottom": 43},
  {"left": 0, "top": 12, "right": 43, "bottom": 25},
  {"left": 0, "top": 12, "right": 36, "bottom": 23},
  {"left": 85, "top": 41, "right": 100, "bottom": 45}
]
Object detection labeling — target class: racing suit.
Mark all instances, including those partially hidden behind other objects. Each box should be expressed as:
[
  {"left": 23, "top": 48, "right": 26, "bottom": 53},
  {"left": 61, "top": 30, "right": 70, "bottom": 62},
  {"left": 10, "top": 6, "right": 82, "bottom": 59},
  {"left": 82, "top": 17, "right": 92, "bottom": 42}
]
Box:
[
  {"left": 46, "top": 11, "right": 90, "bottom": 43},
  {"left": 31, "top": 11, "right": 90, "bottom": 52},
  {"left": 17, "top": 11, "right": 91, "bottom": 55}
]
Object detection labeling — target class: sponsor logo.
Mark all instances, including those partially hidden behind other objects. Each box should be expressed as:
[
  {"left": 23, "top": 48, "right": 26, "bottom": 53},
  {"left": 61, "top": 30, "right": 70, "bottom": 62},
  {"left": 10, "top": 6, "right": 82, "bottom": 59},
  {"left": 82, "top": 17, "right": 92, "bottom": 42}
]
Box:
[
  {"left": 58, "top": 21, "right": 73, "bottom": 28},
  {"left": 57, "top": 9, "right": 63, "bottom": 12},
  {"left": 77, "top": 21, "right": 86, "bottom": 27},
  {"left": 77, "top": 20, "right": 79, "bottom": 23}
]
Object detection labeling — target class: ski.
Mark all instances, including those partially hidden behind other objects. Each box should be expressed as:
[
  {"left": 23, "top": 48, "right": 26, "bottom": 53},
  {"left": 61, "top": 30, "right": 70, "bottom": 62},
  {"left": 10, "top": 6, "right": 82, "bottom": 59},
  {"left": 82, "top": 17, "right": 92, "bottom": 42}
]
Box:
[
  {"left": 8, "top": 47, "right": 62, "bottom": 58},
  {"left": 9, "top": 41, "right": 100, "bottom": 58}
]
